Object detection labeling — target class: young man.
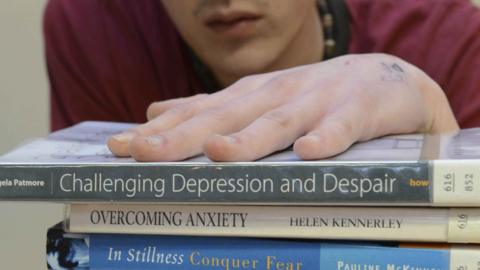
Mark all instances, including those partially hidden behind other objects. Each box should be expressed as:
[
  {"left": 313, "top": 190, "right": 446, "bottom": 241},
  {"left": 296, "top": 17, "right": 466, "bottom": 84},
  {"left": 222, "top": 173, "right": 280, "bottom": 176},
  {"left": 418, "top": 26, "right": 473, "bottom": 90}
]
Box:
[{"left": 44, "top": 0, "right": 480, "bottom": 161}]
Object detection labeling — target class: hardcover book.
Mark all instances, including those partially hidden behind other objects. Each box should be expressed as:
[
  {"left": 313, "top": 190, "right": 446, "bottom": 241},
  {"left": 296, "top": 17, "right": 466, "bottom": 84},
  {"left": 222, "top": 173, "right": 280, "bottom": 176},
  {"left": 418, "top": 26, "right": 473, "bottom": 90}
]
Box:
[
  {"left": 47, "top": 223, "right": 480, "bottom": 270},
  {"left": 1, "top": 121, "right": 480, "bottom": 205},
  {"left": 66, "top": 204, "right": 480, "bottom": 243}
]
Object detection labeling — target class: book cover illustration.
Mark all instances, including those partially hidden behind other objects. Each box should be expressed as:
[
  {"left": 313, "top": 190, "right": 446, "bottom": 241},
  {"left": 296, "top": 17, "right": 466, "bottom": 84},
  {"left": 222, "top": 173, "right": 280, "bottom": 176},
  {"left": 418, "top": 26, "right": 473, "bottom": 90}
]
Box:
[{"left": 46, "top": 224, "right": 480, "bottom": 270}]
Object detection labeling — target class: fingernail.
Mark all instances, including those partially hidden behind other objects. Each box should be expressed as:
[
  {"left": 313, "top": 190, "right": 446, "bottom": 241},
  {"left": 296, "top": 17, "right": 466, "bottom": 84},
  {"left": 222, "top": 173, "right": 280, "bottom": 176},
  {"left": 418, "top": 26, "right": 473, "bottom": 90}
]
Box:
[
  {"left": 145, "top": 135, "right": 165, "bottom": 146},
  {"left": 111, "top": 132, "right": 135, "bottom": 143}
]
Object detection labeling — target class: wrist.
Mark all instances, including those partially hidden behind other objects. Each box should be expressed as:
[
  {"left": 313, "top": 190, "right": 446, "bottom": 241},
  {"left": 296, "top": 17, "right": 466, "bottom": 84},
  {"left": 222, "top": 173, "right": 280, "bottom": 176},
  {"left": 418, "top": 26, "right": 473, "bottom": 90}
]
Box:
[{"left": 412, "top": 66, "right": 459, "bottom": 133}]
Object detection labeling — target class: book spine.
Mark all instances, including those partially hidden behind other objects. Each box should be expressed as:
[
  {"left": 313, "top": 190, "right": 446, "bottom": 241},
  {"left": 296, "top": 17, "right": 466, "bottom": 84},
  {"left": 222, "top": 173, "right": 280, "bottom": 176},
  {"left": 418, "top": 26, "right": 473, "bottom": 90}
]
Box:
[
  {"left": 0, "top": 163, "right": 434, "bottom": 204},
  {"left": 47, "top": 226, "right": 480, "bottom": 270},
  {"left": 450, "top": 248, "right": 480, "bottom": 269},
  {"left": 433, "top": 160, "right": 480, "bottom": 205},
  {"left": 67, "top": 204, "right": 480, "bottom": 243},
  {"left": 2, "top": 161, "right": 480, "bottom": 205}
]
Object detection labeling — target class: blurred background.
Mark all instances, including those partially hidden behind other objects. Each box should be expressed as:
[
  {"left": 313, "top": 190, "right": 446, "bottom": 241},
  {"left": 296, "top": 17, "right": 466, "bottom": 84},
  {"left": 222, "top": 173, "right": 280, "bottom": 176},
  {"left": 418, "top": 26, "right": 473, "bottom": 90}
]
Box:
[
  {"left": 0, "top": 1, "right": 48, "bottom": 155},
  {"left": 0, "top": 1, "right": 61, "bottom": 270},
  {"left": 0, "top": 0, "right": 480, "bottom": 269}
]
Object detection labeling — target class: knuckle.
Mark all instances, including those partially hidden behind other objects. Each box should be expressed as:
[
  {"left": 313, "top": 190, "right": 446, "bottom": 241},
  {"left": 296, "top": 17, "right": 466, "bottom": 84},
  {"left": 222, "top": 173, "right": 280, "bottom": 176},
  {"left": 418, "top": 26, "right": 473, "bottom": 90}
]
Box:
[
  {"left": 236, "top": 75, "right": 257, "bottom": 84},
  {"left": 192, "top": 93, "right": 208, "bottom": 98},
  {"left": 241, "top": 73, "right": 265, "bottom": 83},
  {"left": 129, "top": 125, "right": 152, "bottom": 136},
  {"left": 200, "top": 107, "right": 233, "bottom": 123},
  {"left": 267, "top": 74, "right": 299, "bottom": 91},
  {"left": 167, "top": 104, "right": 197, "bottom": 118},
  {"left": 334, "top": 54, "right": 363, "bottom": 66},
  {"left": 188, "top": 93, "right": 209, "bottom": 102},
  {"left": 228, "top": 74, "right": 262, "bottom": 91},
  {"left": 263, "top": 72, "right": 305, "bottom": 99},
  {"left": 146, "top": 102, "right": 162, "bottom": 119},
  {"left": 329, "top": 116, "right": 357, "bottom": 139},
  {"left": 261, "top": 110, "right": 292, "bottom": 129}
]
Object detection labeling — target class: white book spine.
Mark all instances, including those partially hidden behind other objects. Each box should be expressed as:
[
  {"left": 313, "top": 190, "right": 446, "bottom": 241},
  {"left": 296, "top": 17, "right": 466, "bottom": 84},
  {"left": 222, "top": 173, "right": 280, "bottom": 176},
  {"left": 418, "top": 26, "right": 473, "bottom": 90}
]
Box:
[
  {"left": 67, "top": 204, "right": 480, "bottom": 243},
  {"left": 450, "top": 247, "right": 480, "bottom": 269},
  {"left": 433, "top": 160, "right": 480, "bottom": 205}
]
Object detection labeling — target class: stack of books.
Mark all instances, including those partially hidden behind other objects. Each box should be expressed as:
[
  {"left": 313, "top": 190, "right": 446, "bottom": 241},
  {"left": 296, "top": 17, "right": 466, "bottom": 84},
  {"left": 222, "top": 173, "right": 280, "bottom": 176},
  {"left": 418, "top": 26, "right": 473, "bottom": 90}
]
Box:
[{"left": 0, "top": 121, "right": 479, "bottom": 269}]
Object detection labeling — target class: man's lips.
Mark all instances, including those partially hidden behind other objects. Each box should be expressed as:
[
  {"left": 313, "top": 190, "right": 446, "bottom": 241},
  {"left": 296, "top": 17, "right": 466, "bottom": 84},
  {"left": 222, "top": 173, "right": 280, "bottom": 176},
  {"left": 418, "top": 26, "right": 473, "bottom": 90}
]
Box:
[{"left": 204, "top": 11, "right": 263, "bottom": 37}]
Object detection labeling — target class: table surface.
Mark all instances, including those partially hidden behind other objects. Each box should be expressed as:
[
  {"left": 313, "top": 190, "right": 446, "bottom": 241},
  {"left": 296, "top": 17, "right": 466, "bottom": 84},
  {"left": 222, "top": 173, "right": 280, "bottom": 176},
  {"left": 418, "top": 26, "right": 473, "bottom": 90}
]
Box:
[{"left": 0, "top": 202, "right": 63, "bottom": 270}]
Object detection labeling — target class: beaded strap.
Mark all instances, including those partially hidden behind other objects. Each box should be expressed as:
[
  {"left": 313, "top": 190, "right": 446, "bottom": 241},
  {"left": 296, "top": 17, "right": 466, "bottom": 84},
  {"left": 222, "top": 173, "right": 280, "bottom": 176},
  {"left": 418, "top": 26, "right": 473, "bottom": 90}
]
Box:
[{"left": 318, "top": 0, "right": 337, "bottom": 59}]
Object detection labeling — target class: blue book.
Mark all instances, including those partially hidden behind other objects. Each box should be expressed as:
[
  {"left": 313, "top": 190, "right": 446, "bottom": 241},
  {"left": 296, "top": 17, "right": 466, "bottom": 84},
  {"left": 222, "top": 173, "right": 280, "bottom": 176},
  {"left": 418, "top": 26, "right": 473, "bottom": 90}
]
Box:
[{"left": 47, "top": 224, "right": 479, "bottom": 270}]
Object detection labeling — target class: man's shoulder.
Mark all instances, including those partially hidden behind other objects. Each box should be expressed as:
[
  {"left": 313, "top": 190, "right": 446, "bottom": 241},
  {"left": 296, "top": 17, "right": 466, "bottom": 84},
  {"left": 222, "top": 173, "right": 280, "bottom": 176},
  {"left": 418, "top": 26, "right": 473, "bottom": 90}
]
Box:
[
  {"left": 345, "top": 0, "right": 474, "bottom": 32},
  {"left": 43, "top": 0, "right": 183, "bottom": 66},
  {"left": 44, "top": 0, "right": 174, "bottom": 33},
  {"left": 345, "top": 0, "right": 478, "bottom": 57}
]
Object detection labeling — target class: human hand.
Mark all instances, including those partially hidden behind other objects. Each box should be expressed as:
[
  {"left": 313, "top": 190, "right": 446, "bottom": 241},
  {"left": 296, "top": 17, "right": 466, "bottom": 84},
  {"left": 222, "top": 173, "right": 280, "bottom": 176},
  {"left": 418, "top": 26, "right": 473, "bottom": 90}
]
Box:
[{"left": 108, "top": 53, "right": 459, "bottom": 161}]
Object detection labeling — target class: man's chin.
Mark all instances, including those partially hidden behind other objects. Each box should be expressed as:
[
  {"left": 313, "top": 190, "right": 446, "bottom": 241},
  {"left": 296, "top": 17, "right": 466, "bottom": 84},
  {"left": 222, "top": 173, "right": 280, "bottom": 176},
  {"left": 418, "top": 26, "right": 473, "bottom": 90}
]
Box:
[{"left": 220, "top": 55, "right": 276, "bottom": 76}]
